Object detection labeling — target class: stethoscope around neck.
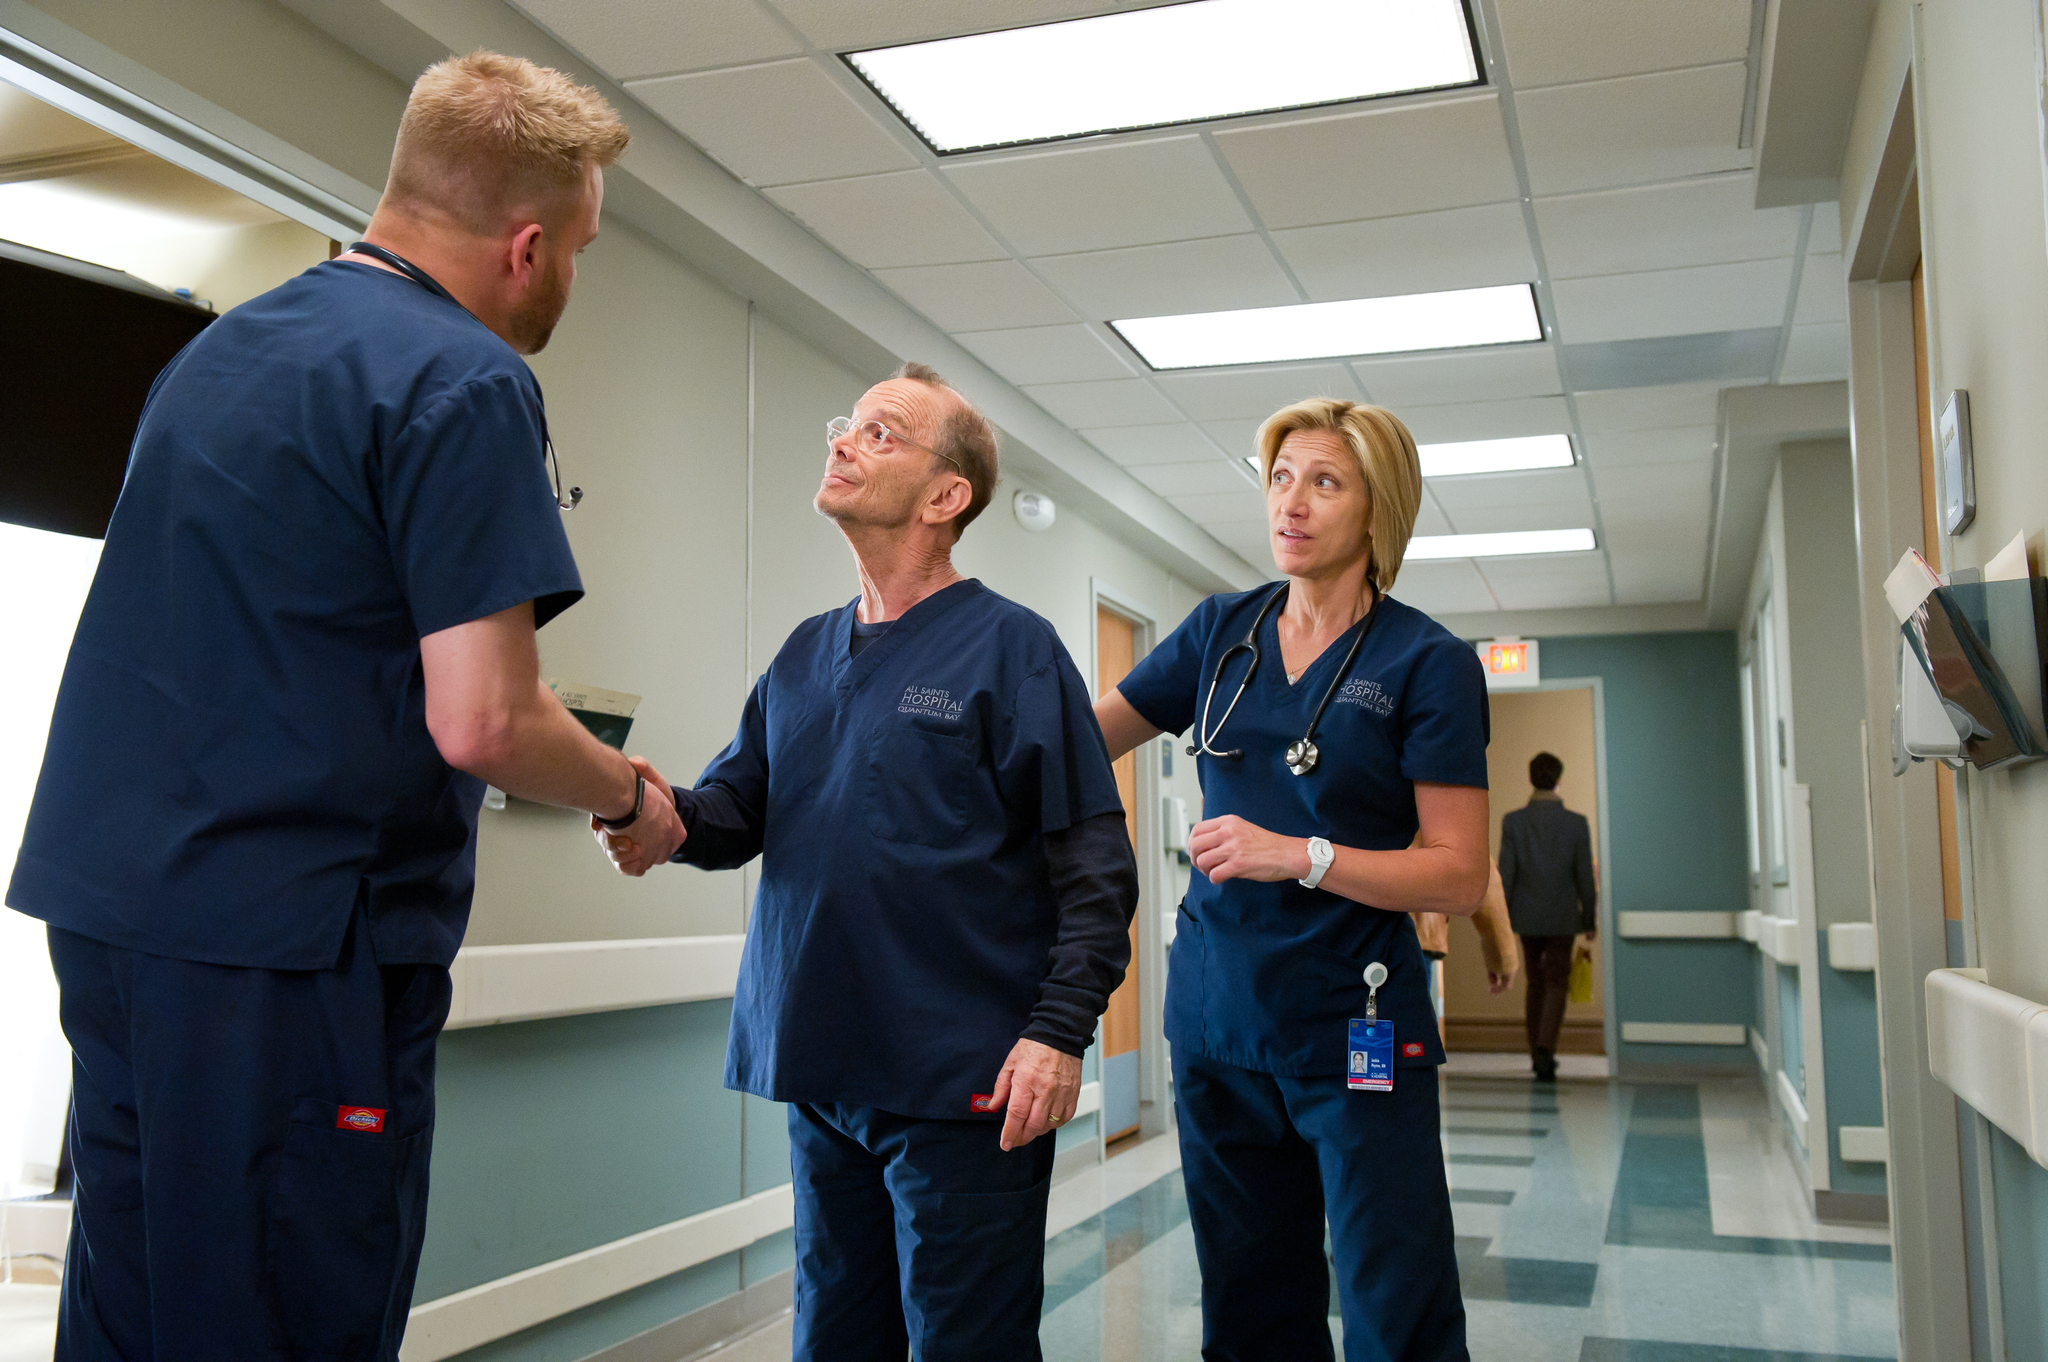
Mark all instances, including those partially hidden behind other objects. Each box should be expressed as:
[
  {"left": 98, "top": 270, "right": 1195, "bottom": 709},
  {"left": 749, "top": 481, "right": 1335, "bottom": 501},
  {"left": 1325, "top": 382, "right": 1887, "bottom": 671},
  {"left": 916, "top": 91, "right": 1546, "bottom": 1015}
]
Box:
[
  {"left": 342, "top": 240, "right": 581, "bottom": 510},
  {"left": 1189, "top": 580, "right": 1381, "bottom": 777}
]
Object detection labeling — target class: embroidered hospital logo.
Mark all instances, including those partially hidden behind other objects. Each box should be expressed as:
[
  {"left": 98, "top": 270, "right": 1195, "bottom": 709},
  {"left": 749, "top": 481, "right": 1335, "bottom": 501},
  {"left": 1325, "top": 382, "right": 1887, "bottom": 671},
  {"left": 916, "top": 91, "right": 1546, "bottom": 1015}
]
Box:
[
  {"left": 969, "top": 1093, "right": 998, "bottom": 1112},
  {"left": 1402, "top": 1042, "right": 1425, "bottom": 1058},
  {"left": 898, "top": 685, "right": 965, "bottom": 721},
  {"left": 1334, "top": 678, "right": 1394, "bottom": 716}
]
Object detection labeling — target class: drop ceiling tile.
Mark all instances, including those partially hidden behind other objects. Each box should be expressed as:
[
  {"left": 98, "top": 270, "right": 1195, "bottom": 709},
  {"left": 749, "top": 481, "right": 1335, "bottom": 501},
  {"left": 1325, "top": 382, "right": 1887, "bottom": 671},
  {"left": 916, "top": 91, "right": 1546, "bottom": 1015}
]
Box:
[
  {"left": 1792, "top": 254, "right": 1847, "bottom": 326},
  {"left": 1494, "top": 0, "right": 1752, "bottom": 89},
  {"left": 767, "top": 0, "right": 1101, "bottom": 49},
  {"left": 1396, "top": 395, "right": 1573, "bottom": 443},
  {"left": 1351, "top": 346, "right": 1562, "bottom": 406},
  {"left": 1551, "top": 258, "right": 1793, "bottom": 344},
  {"left": 1429, "top": 467, "right": 1589, "bottom": 511},
  {"left": 1608, "top": 542, "right": 1709, "bottom": 604},
  {"left": 1024, "top": 378, "right": 1181, "bottom": 428},
  {"left": 944, "top": 136, "right": 1253, "bottom": 256},
  {"left": 1201, "top": 419, "right": 1268, "bottom": 458},
  {"left": 1449, "top": 500, "right": 1600, "bottom": 534},
  {"left": 1207, "top": 520, "right": 1276, "bottom": 565},
  {"left": 767, "top": 170, "right": 1004, "bottom": 268},
  {"left": 1477, "top": 554, "right": 1612, "bottom": 611},
  {"left": 1032, "top": 235, "right": 1298, "bottom": 320},
  {"left": 1778, "top": 322, "right": 1850, "bottom": 383},
  {"left": 1133, "top": 459, "right": 1261, "bottom": 497},
  {"left": 1535, "top": 175, "right": 1802, "bottom": 279},
  {"left": 1809, "top": 201, "right": 1844, "bottom": 255},
  {"left": 1580, "top": 424, "right": 1717, "bottom": 466},
  {"left": 1599, "top": 507, "right": 1712, "bottom": 554},
  {"left": 1083, "top": 423, "right": 1220, "bottom": 467},
  {"left": 1151, "top": 364, "right": 1362, "bottom": 421},
  {"left": 868, "top": 260, "right": 1076, "bottom": 331},
  {"left": 629, "top": 59, "right": 918, "bottom": 187},
  {"left": 1413, "top": 499, "right": 1454, "bottom": 536},
  {"left": 1572, "top": 381, "right": 1724, "bottom": 431},
  {"left": 953, "top": 324, "right": 1133, "bottom": 385},
  {"left": 1591, "top": 458, "right": 1714, "bottom": 505},
  {"left": 1389, "top": 560, "right": 1500, "bottom": 614},
  {"left": 1213, "top": 96, "right": 1519, "bottom": 230},
  {"left": 1272, "top": 202, "right": 1536, "bottom": 300},
  {"left": 1170, "top": 488, "right": 1266, "bottom": 522},
  {"left": 511, "top": 0, "right": 800, "bottom": 79},
  {"left": 1516, "top": 64, "right": 1751, "bottom": 195}
]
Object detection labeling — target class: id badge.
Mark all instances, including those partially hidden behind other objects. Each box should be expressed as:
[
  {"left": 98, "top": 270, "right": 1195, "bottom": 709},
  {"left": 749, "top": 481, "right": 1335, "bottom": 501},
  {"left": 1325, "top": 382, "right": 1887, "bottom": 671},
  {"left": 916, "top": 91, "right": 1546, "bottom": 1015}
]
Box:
[{"left": 1347, "top": 1019, "right": 1394, "bottom": 1092}]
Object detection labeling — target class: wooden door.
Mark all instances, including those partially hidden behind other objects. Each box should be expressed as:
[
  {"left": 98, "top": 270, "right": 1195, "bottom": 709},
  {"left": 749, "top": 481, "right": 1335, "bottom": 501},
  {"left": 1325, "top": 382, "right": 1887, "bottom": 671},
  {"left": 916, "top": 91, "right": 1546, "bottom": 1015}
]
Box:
[
  {"left": 1095, "top": 606, "right": 1141, "bottom": 1141},
  {"left": 1911, "top": 259, "right": 1964, "bottom": 928}
]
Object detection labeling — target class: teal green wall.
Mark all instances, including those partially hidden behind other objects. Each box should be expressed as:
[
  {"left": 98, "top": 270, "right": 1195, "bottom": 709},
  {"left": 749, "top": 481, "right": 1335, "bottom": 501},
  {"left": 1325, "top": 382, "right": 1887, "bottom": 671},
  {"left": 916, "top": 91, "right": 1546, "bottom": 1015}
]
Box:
[
  {"left": 1536, "top": 632, "right": 1754, "bottom": 1071},
  {"left": 1992, "top": 1125, "right": 2048, "bottom": 1362}
]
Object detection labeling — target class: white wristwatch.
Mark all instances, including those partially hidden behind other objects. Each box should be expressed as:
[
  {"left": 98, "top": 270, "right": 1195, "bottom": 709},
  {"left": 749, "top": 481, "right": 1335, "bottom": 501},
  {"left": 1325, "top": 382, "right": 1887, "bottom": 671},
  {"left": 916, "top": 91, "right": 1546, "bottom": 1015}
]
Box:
[{"left": 1299, "top": 836, "right": 1334, "bottom": 889}]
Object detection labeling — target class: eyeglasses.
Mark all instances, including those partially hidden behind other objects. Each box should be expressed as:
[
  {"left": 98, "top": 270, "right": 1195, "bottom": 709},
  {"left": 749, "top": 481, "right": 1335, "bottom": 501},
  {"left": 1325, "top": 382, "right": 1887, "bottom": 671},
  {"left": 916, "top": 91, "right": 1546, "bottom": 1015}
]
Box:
[{"left": 825, "top": 416, "right": 963, "bottom": 473}]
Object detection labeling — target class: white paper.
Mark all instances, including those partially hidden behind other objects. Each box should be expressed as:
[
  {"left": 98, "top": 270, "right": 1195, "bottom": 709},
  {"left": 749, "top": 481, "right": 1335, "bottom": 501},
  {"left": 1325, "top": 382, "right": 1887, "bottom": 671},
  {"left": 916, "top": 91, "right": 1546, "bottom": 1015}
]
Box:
[
  {"left": 1984, "top": 530, "right": 2032, "bottom": 582},
  {"left": 1883, "top": 548, "right": 1942, "bottom": 623}
]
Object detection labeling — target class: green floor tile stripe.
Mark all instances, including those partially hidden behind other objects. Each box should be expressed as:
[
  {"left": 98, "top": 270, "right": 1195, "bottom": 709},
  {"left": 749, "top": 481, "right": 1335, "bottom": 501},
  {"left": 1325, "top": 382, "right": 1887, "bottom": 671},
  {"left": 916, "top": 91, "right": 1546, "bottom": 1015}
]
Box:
[
  {"left": 1443, "top": 1125, "right": 1551, "bottom": 1137},
  {"left": 1603, "top": 1085, "right": 1891, "bottom": 1262},
  {"left": 1451, "top": 1187, "right": 1516, "bottom": 1205},
  {"left": 1040, "top": 1169, "right": 1190, "bottom": 1318},
  {"left": 1579, "top": 1337, "right": 1895, "bottom": 1361},
  {"left": 1448, "top": 1153, "right": 1537, "bottom": 1166}
]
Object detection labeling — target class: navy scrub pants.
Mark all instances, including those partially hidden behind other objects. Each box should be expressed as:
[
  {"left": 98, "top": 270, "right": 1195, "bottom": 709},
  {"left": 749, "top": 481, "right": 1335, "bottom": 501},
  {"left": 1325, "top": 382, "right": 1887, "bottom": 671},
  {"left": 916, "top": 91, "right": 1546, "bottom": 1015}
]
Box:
[
  {"left": 1173, "top": 1049, "right": 1468, "bottom": 1362},
  {"left": 46, "top": 910, "right": 448, "bottom": 1361},
  {"left": 787, "top": 1102, "right": 1057, "bottom": 1361}
]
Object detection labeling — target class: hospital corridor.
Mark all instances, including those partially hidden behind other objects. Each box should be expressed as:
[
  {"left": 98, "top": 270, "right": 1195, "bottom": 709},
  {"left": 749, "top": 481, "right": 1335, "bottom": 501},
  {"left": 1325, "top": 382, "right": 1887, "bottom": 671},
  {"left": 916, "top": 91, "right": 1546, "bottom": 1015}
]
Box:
[{"left": 0, "top": 1, "right": 2043, "bottom": 1361}]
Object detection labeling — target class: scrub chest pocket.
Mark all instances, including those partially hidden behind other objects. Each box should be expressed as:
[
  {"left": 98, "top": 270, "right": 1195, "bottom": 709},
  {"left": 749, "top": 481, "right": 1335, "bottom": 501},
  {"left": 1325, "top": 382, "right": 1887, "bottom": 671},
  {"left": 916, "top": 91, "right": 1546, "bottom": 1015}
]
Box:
[{"left": 865, "top": 725, "right": 978, "bottom": 848}]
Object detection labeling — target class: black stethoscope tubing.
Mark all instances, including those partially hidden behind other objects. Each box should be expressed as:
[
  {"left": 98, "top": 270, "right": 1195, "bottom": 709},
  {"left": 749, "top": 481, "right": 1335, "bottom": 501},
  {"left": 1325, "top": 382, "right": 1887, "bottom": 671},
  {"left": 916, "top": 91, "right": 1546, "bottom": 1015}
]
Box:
[
  {"left": 341, "top": 241, "right": 581, "bottom": 511},
  {"left": 1188, "top": 580, "right": 1382, "bottom": 777}
]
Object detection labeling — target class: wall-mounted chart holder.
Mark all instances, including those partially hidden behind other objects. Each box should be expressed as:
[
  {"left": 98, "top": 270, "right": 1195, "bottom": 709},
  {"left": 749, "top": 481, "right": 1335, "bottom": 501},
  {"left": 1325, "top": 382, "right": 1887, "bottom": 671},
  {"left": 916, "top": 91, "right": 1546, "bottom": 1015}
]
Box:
[{"left": 1897, "top": 578, "right": 2048, "bottom": 771}]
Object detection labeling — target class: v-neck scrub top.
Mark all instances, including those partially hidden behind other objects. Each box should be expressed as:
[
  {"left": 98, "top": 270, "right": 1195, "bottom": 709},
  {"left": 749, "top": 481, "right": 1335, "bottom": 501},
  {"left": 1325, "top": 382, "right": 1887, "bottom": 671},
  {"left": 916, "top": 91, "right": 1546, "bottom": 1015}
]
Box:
[
  {"left": 1119, "top": 586, "right": 1489, "bottom": 1076},
  {"left": 681, "top": 580, "right": 1128, "bottom": 1119}
]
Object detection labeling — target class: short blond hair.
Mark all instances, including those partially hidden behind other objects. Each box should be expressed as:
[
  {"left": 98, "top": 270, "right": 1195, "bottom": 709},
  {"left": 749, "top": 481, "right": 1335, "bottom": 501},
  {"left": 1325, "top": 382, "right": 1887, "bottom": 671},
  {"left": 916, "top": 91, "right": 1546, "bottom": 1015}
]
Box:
[
  {"left": 893, "top": 361, "right": 1000, "bottom": 538},
  {"left": 385, "top": 52, "right": 630, "bottom": 233},
  {"left": 1254, "top": 399, "right": 1422, "bottom": 592}
]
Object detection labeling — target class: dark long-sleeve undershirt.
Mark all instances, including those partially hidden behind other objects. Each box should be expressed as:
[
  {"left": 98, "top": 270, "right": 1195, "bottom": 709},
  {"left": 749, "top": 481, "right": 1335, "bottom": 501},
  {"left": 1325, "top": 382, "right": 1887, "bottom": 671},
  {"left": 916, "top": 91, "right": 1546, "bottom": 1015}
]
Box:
[{"left": 668, "top": 791, "right": 1138, "bottom": 1057}]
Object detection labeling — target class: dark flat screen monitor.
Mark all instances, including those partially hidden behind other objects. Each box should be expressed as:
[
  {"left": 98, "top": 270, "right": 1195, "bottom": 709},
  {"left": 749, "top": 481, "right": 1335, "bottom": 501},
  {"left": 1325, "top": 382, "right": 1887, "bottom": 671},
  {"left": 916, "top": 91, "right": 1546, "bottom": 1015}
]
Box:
[{"left": 1, "top": 239, "right": 214, "bottom": 540}]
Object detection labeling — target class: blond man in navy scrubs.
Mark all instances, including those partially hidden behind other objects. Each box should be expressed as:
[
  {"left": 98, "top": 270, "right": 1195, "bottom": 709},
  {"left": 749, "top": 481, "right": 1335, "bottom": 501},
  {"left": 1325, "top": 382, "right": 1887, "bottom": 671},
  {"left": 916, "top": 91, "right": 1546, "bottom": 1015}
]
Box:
[
  {"left": 5, "top": 57, "right": 686, "bottom": 1360},
  {"left": 599, "top": 363, "right": 1139, "bottom": 1361},
  {"left": 1097, "top": 399, "right": 1490, "bottom": 1361}
]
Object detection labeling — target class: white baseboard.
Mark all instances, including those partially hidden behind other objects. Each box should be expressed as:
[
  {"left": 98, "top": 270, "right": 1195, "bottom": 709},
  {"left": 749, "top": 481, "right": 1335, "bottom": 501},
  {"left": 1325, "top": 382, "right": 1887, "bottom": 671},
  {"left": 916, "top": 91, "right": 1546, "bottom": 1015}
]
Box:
[
  {"left": 445, "top": 935, "right": 745, "bottom": 1029},
  {"left": 1620, "top": 1022, "right": 1747, "bottom": 1046},
  {"left": 401, "top": 1183, "right": 794, "bottom": 1362},
  {"left": 1617, "top": 911, "right": 1737, "bottom": 938}
]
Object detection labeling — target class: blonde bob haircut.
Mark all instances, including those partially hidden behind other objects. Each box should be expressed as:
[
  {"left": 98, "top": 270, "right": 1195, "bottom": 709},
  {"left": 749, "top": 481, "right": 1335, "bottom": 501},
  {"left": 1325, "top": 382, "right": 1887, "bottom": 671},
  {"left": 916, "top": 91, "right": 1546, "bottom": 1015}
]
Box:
[
  {"left": 385, "top": 52, "right": 631, "bottom": 235},
  {"left": 1254, "top": 399, "right": 1423, "bottom": 593}
]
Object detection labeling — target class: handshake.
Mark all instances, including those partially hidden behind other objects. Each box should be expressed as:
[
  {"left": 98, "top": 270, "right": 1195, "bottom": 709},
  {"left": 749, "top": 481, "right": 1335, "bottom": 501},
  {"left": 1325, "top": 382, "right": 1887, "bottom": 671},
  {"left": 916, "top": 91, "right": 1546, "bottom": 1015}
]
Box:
[{"left": 589, "top": 755, "right": 688, "bottom": 876}]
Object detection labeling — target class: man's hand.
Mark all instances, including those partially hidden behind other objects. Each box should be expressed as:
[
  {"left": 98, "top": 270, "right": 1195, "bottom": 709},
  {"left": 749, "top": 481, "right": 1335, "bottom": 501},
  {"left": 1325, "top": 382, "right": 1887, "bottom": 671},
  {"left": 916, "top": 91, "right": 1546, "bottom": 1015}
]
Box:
[
  {"left": 1486, "top": 969, "right": 1515, "bottom": 995},
  {"left": 1576, "top": 932, "right": 1596, "bottom": 961},
  {"left": 1188, "top": 815, "right": 1307, "bottom": 884},
  {"left": 988, "top": 1038, "right": 1081, "bottom": 1152},
  {"left": 592, "top": 756, "right": 686, "bottom": 875}
]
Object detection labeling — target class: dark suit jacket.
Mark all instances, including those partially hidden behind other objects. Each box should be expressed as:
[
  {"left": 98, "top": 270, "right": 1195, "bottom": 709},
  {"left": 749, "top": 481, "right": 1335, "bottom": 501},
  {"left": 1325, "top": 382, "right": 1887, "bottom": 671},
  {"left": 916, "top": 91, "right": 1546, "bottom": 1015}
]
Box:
[{"left": 1498, "top": 794, "right": 1597, "bottom": 937}]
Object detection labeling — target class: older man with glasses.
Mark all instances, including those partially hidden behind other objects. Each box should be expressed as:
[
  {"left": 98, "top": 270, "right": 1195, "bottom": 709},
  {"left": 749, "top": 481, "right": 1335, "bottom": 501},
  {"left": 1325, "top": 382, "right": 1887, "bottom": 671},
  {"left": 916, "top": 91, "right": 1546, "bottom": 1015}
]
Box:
[{"left": 596, "top": 362, "right": 1138, "bottom": 1361}]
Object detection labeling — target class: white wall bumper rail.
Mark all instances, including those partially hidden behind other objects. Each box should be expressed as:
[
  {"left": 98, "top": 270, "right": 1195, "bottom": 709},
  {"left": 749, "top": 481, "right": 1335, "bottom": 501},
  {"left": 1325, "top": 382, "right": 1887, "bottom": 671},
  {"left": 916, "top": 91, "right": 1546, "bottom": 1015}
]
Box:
[
  {"left": 445, "top": 935, "right": 746, "bottom": 1029},
  {"left": 401, "top": 1183, "right": 795, "bottom": 1362},
  {"left": 1739, "top": 911, "right": 1802, "bottom": 963},
  {"left": 1925, "top": 967, "right": 2048, "bottom": 1169},
  {"left": 1617, "top": 911, "right": 1738, "bottom": 938}
]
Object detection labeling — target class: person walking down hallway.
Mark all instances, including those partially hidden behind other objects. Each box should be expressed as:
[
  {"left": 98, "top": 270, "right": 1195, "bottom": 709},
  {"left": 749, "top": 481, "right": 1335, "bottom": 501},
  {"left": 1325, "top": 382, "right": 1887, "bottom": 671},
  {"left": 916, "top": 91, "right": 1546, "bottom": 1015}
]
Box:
[{"left": 1498, "top": 752, "right": 1597, "bottom": 1082}]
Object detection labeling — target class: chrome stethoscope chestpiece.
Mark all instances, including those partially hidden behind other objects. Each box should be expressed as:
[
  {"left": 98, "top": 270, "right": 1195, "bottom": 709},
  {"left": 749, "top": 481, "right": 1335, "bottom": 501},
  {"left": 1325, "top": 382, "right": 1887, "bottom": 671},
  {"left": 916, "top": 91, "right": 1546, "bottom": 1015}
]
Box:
[
  {"left": 1191, "top": 582, "right": 1382, "bottom": 777},
  {"left": 1284, "top": 738, "right": 1319, "bottom": 776}
]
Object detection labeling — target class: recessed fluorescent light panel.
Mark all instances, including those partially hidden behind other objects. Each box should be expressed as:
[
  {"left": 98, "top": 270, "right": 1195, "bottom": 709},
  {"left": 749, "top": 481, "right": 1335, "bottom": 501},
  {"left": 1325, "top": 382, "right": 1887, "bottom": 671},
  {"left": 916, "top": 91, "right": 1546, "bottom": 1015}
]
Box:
[
  {"left": 1406, "top": 529, "right": 1597, "bottom": 560},
  {"left": 1419, "top": 434, "right": 1575, "bottom": 478},
  {"left": 845, "top": 0, "right": 1481, "bottom": 154},
  {"left": 1115, "top": 285, "right": 1542, "bottom": 370}
]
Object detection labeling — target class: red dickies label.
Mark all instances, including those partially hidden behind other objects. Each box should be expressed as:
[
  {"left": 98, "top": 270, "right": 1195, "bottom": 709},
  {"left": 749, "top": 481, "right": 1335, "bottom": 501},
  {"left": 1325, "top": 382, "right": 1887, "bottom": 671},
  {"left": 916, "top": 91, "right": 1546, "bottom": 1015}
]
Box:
[
  {"left": 969, "top": 1094, "right": 998, "bottom": 1113},
  {"left": 1401, "top": 1042, "right": 1425, "bottom": 1058},
  {"left": 337, "top": 1106, "right": 386, "bottom": 1133}
]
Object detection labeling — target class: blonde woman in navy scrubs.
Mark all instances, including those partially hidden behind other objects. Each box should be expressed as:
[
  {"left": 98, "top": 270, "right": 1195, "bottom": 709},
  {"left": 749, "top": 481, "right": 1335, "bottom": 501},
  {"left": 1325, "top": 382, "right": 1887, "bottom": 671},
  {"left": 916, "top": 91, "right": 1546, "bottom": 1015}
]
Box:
[{"left": 1096, "top": 399, "right": 1490, "bottom": 1361}]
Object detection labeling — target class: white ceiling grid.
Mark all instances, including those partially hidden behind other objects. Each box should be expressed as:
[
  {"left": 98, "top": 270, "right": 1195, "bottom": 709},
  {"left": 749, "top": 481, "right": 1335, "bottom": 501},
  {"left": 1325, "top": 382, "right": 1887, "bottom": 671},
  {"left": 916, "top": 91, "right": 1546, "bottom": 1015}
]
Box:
[{"left": 511, "top": 0, "right": 1852, "bottom": 619}]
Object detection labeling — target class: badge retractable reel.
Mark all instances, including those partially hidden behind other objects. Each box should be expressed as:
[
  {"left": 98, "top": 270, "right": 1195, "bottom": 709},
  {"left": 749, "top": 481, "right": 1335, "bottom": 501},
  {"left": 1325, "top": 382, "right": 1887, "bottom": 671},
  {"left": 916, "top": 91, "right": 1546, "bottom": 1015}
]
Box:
[{"left": 1347, "top": 962, "right": 1394, "bottom": 1093}]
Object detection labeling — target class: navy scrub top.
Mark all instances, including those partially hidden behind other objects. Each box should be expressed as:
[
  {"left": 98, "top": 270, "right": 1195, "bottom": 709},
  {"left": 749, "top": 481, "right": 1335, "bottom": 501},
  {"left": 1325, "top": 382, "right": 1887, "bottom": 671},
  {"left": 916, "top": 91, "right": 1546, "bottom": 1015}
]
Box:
[
  {"left": 6, "top": 259, "right": 582, "bottom": 971},
  {"left": 1119, "top": 586, "right": 1488, "bottom": 1076},
  {"left": 700, "top": 580, "right": 1125, "bottom": 1120}
]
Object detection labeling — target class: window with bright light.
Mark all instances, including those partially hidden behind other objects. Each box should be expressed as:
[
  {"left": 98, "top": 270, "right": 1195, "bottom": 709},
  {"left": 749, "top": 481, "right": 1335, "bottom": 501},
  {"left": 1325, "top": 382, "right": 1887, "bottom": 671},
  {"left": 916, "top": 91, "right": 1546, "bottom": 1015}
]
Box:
[
  {"left": 0, "top": 521, "right": 101, "bottom": 1199},
  {"left": 1115, "top": 285, "right": 1543, "bottom": 370},
  {"left": 1405, "top": 528, "right": 1596, "bottom": 560},
  {"left": 845, "top": 0, "right": 1481, "bottom": 154}
]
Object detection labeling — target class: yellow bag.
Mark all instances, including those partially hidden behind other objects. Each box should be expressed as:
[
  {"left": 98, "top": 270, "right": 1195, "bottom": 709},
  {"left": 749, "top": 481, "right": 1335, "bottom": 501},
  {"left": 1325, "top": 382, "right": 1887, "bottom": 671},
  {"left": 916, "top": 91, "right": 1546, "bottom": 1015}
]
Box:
[{"left": 1567, "top": 951, "right": 1595, "bottom": 1007}]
